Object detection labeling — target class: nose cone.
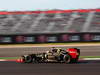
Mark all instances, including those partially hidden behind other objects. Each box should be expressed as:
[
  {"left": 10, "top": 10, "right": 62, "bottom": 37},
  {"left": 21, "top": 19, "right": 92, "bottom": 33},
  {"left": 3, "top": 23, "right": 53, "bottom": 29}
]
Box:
[{"left": 16, "top": 58, "right": 24, "bottom": 63}]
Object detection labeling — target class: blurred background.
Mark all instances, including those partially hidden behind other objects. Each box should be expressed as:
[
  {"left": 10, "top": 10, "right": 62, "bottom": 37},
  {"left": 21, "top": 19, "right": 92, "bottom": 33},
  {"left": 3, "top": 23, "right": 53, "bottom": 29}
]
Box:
[{"left": 0, "top": 0, "right": 100, "bottom": 44}]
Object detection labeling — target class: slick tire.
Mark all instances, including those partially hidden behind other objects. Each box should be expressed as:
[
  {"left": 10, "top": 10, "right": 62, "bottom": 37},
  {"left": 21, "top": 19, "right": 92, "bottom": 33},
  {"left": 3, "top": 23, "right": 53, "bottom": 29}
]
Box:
[
  {"left": 63, "top": 54, "right": 71, "bottom": 64},
  {"left": 23, "top": 55, "right": 32, "bottom": 63}
]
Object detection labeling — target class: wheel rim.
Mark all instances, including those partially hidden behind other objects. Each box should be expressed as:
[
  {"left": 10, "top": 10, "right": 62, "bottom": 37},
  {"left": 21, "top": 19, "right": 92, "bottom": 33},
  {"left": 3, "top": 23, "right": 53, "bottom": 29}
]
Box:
[
  {"left": 25, "top": 56, "right": 32, "bottom": 63},
  {"left": 64, "top": 55, "right": 71, "bottom": 63}
]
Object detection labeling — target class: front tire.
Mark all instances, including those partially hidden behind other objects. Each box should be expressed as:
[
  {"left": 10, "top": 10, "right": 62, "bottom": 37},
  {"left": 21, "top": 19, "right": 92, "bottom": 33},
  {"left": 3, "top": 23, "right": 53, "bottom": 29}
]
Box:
[{"left": 22, "top": 55, "right": 32, "bottom": 63}]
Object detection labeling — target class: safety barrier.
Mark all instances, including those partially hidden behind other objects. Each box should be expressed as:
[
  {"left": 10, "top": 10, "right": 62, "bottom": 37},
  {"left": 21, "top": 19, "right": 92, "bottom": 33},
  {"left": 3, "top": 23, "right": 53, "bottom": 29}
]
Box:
[{"left": 0, "top": 33, "right": 100, "bottom": 44}]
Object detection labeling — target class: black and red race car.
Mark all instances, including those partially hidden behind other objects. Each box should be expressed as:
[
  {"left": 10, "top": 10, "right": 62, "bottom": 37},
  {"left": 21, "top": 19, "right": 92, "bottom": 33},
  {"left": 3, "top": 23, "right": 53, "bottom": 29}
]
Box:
[{"left": 18, "top": 47, "right": 80, "bottom": 63}]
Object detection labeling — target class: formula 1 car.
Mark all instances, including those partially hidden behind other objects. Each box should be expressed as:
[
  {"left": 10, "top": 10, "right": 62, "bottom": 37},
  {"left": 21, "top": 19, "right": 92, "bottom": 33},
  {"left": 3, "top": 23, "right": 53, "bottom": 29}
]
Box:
[{"left": 19, "top": 47, "right": 80, "bottom": 63}]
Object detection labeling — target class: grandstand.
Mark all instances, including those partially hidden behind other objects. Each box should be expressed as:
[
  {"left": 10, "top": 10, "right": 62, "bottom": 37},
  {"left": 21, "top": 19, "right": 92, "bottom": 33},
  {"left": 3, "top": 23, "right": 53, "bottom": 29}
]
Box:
[{"left": 0, "top": 9, "right": 100, "bottom": 34}]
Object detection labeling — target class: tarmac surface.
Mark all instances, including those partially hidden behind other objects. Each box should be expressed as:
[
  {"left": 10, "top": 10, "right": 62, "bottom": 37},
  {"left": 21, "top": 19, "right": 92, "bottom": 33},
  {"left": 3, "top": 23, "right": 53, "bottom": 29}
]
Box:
[
  {"left": 0, "top": 60, "right": 100, "bottom": 75},
  {"left": 0, "top": 45, "right": 100, "bottom": 56},
  {"left": 0, "top": 45, "right": 100, "bottom": 75}
]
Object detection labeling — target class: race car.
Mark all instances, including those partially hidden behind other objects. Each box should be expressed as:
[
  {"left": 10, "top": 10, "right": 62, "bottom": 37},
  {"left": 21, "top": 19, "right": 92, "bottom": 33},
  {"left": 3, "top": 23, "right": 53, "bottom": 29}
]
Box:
[{"left": 19, "top": 47, "right": 80, "bottom": 63}]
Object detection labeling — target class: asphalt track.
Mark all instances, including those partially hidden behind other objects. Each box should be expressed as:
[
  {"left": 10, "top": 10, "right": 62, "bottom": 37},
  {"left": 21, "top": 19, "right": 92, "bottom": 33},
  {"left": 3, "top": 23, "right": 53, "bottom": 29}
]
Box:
[
  {"left": 0, "top": 45, "right": 100, "bottom": 57},
  {"left": 0, "top": 45, "right": 100, "bottom": 75},
  {"left": 0, "top": 60, "right": 100, "bottom": 75}
]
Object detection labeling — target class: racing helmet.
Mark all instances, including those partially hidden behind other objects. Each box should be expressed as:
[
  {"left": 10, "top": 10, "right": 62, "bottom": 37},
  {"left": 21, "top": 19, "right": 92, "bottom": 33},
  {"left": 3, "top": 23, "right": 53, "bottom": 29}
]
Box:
[
  {"left": 51, "top": 47, "right": 57, "bottom": 53},
  {"left": 56, "top": 48, "right": 62, "bottom": 53},
  {"left": 46, "top": 51, "right": 49, "bottom": 53}
]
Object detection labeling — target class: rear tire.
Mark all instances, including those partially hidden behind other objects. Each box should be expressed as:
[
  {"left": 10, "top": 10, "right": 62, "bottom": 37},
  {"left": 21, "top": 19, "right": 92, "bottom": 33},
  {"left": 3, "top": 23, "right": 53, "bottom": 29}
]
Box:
[{"left": 63, "top": 54, "right": 71, "bottom": 64}]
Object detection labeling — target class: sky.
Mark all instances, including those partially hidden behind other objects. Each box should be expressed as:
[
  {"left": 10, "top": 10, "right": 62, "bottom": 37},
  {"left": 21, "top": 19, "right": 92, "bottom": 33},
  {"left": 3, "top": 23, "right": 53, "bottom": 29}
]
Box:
[{"left": 0, "top": 0, "right": 100, "bottom": 11}]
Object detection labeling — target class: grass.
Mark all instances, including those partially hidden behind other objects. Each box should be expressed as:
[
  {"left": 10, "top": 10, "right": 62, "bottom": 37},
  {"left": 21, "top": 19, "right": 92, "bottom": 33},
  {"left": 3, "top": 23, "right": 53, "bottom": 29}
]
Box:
[
  {"left": 0, "top": 57, "right": 19, "bottom": 59},
  {"left": 80, "top": 56, "right": 100, "bottom": 58},
  {"left": 0, "top": 42, "right": 100, "bottom": 46}
]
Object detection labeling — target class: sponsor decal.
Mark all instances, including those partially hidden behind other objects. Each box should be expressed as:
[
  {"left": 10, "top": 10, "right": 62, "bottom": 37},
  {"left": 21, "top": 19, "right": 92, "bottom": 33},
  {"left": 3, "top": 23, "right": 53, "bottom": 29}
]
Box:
[
  {"left": 16, "top": 36, "right": 24, "bottom": 43},
  {"left": 37, "top": 35, "right": 46, "bottom": 43},
  {"left": 61, "top": 34, "right": 69, "bottom": 41},
  {"left": 0, "top": 37, "right": 12, "bottom": 43},
  {"left": 24, "top": 37, "right": 35, "bottom": 42},
  {"left": 83, "top": 34, "right": 91, "bottom": 41},
  {"left": 47, "top": 36, "right": 57, "bottom": 42},
  {"left": 69, "top": 35, "right": 80, "bottom": 41},
  {"left": 91, "top": 35, "right": 100, "bottom": 41}
]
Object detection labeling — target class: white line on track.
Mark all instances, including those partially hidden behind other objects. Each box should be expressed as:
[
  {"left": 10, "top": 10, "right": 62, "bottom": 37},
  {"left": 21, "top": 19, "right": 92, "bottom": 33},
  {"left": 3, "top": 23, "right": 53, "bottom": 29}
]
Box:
[
  {"left": 0, "top": 59, "right": 7, "bottom": 61},
  {"left": 0, "top": 59, "right": 16, "bottom": 61},
  {"left": 82, "top": 58, "right": 100, "bottom": 60}
]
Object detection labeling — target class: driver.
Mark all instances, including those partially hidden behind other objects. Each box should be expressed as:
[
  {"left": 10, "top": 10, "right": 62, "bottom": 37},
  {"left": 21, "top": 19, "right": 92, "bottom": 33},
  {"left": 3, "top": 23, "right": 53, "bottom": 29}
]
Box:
[
  {"left": 51, "top": 47, "right": 63, "bottom": 54},
  {"left": 46, "top": 47, "right": 57, "bottom": 54},
  {"left": 51, "top": 47, "right": 57, "bottom": 53},
  {"left": 46, "top": 47, "right": 63, "bottom": 55}
]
